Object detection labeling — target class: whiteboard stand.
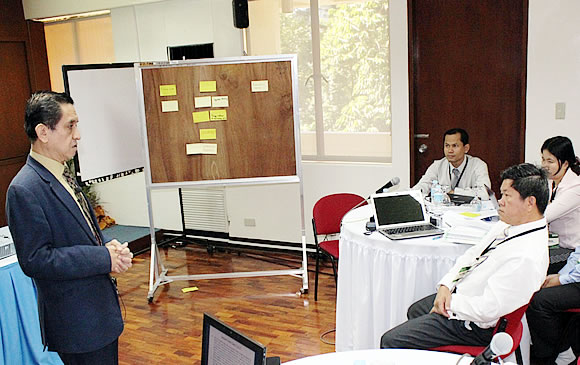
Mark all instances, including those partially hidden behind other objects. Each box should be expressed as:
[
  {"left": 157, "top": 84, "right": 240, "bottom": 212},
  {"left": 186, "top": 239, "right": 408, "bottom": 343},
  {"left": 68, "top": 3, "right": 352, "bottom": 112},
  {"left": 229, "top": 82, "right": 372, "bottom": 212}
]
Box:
[{"left": 134, "top": 56, "right": 309, "bottom": 303}]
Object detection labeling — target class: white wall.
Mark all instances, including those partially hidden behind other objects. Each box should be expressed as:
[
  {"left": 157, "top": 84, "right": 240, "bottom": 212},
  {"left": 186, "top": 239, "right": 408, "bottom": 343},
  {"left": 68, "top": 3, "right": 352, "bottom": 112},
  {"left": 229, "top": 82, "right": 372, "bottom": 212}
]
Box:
[
  {"left": 111, "top": 0, "right": 243, "bottom": 61},
  {"left": 92, "top": 0, "right": 410, "bottom": 244},
  {"left": 525, "top": 0, "right": 580, "bottom": 165},
  {"left": 34, "top": 0, "right": 580, "bottom": 244}
]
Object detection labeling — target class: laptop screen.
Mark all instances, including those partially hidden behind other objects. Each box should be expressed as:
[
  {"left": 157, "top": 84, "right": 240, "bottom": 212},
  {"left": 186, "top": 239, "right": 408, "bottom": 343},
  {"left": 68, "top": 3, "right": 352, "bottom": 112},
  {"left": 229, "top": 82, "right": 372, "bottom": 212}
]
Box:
[
  {"left": 201, "top": 313, "right": 267, "bottom": 365},
  {"left": 372, "top": 191, "right": 426, "bottom": 227}
]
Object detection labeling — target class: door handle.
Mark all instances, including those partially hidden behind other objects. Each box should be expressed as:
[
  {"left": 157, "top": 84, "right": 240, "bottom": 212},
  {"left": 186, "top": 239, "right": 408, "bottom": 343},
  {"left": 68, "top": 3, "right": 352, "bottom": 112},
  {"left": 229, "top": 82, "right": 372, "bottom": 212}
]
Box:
[{"left": 414, "top": 134, "right": 430, "bottom": 139}]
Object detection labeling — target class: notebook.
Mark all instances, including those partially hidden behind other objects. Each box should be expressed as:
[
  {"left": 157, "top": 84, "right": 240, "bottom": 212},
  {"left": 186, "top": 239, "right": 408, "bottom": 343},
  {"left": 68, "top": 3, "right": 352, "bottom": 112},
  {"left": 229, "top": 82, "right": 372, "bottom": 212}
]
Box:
[
  {"left": 371, "top": 190, "right": 444, "bottom": 240},
  {"left": 201, "top": 313, "right": 280, "bottom": 365}
]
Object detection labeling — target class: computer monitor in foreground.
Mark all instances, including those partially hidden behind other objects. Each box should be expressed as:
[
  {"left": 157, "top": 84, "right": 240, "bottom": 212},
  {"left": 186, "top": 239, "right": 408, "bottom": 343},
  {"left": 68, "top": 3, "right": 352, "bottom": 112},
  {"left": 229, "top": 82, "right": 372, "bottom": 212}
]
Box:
[{"left": 201, "top": 313, "right": 267, "bottom": 365}]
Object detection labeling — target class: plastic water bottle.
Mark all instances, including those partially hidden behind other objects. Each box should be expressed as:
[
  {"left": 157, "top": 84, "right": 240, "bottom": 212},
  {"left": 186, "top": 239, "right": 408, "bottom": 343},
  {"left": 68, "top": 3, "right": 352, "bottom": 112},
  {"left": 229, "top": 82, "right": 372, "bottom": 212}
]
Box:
[
  {"left": 470, "top": 192, "right": 482, "bottom": 212},
  {"left": 430, "top": 180, "right": 439, "bottom": 201},
  {"left": 432, "top": 184, "right": 444, "bottom": 206}
]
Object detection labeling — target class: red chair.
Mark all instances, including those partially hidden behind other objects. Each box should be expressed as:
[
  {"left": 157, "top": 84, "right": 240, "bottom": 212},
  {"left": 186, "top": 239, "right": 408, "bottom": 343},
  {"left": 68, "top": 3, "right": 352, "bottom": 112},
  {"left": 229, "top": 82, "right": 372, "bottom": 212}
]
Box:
[
  {"left": 430, "top": 303, "right": 529, "bottom": 364},
  {"left": 312, "top": 193, "right": 366, "bottom": 301}
]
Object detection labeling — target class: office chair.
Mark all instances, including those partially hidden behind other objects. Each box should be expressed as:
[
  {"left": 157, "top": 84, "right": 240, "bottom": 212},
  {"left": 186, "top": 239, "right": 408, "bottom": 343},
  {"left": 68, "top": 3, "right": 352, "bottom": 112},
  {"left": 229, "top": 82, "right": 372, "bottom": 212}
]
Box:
[
  {"left": 430, "top": 303, "right": 530, "bottom": 364},
  {"left": 312, "top": 193, "right": 366, "bottom": 301}
]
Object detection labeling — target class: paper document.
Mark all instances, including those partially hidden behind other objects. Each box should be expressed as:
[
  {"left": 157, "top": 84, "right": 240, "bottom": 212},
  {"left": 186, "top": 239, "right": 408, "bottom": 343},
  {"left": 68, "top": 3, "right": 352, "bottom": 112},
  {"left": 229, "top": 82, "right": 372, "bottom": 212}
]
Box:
[
  {"left": 212, "top": 96, "right": 229, "bottom": 108},
  {"left": 186, "top": 143, "right": 217, "bottom": 155},
  {"left": 194, "top": 96, "right": 211, "bottom": 108},
  {"left": 161, "top": 100, "right": 179, "bottom": 112}
]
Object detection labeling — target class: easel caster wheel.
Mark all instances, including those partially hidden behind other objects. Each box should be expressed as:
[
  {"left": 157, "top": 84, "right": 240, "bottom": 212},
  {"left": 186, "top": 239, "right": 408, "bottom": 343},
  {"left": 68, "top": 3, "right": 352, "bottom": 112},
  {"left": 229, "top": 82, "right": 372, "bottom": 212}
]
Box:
[
  {"left": 300, "top": 288, "right": 308, "bottom": 294},
  {"left": 147, "top": 297, "right": 153, "bottom": 304}
]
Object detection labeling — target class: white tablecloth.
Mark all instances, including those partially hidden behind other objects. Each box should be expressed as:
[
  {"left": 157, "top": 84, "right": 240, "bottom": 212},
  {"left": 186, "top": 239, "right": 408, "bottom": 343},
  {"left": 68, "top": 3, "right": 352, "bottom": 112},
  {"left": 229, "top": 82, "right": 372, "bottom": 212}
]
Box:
[
  {"left": 284, "top": 348, "right": 510, "bottom": 365},
  {"left": 334, "top": 205, "right": 531, "bottom": 365},
  {"left": 335, "top": 205, "right": 472, "bottom": 352}
]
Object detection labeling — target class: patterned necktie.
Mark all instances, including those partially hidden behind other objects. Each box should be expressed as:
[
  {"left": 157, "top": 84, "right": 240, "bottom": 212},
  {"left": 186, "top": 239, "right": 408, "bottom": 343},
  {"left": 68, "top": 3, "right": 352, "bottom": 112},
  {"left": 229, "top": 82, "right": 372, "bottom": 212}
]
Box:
[
  {"left": 451, "top": 168, "right": 461, "bottom": 190},
  {"left": 63, "top": 166, "right": 102, "bottom": 245}
]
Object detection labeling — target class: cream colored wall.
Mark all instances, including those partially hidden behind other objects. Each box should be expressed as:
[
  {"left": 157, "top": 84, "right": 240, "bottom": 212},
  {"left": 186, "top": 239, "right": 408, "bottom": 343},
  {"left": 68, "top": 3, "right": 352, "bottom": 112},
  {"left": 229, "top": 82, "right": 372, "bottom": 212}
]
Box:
[
  {"left": 525, "top": 0, "right": 580, "bottom": 164},
  {"left": 92, "top": 0, "right": 410, "bottom": 244}
]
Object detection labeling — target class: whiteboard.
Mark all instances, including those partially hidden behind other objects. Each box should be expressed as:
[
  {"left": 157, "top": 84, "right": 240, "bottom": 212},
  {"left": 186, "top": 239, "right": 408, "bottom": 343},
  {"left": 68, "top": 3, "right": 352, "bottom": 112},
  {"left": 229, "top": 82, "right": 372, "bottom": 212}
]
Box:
[{"left": 63, "top": 64, "right": 144, "bottom": 184}]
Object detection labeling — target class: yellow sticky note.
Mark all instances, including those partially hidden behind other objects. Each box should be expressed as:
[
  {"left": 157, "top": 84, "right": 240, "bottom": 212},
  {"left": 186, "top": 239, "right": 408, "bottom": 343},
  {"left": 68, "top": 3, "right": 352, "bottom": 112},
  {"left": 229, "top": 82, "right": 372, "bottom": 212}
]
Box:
[
  {"left": 200, "top": 129, "right": 217, "bottom": 140},
  {"left": 193, "top": 111, "right": 210, "bottom": 123},
  {"left": 186, "top": 143, "right": 218, "bottom": 155},
  {"left": 200, "top": 81, "right": 217, "bottom": 92},
  {"left": 159, "top": 84, "right": 177, "bottom": 96},
  {"left": 181, "top": 286, "right": 199, "bottom": 293},
  {"left": 460, "top": 212, "right": 481, "bottom": 218},
  {"left": 210, "top": 109, "right": 227, "bottom": 121},
  {"left": 251, "top": 80, "right": 269, "bottom": 92},
  {"left": 161, "top": 100, "right": 179, "bottom": 112}
]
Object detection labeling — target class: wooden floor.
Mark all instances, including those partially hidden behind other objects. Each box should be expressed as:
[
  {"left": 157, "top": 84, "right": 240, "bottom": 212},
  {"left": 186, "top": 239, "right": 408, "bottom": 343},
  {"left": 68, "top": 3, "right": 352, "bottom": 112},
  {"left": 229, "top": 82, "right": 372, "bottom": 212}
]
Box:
[{"left": 116, "top": 243, "right": 338, "bottom": 364}]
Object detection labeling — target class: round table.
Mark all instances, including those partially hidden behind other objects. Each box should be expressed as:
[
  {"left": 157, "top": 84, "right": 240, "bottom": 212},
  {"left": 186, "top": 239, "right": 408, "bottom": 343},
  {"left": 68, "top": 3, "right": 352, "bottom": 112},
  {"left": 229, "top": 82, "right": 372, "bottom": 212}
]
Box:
[
  {"left": 335, "top": 205, "right": 472, "bottom": 351},
  {"left": 284, "top": 348, "right": 483, "bottom": 365}
]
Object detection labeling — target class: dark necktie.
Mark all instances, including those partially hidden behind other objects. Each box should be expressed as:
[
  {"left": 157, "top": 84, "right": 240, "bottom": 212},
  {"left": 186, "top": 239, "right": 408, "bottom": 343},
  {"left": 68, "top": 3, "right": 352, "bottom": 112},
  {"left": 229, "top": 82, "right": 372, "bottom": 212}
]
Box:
[{"left": 63, "top": 166, "right": 102, "bottom": 245}]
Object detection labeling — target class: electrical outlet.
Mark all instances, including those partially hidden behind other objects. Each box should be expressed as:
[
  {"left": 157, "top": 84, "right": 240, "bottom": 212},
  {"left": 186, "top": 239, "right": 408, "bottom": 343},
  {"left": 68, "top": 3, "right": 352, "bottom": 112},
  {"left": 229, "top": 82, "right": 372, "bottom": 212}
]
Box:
[
  {"left": 244, "top": 218, "right": 256, "bottom": 227},
  {"left": 555, "top": 102, "right": 566, "bottom": 120}
]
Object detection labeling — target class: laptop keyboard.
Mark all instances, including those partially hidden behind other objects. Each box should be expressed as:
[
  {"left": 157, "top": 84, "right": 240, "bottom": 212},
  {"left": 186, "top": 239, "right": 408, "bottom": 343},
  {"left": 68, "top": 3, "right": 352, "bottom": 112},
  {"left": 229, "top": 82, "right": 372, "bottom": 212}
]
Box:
[{"left": 385, "top": 224, "right": 437, "bottom": 235}]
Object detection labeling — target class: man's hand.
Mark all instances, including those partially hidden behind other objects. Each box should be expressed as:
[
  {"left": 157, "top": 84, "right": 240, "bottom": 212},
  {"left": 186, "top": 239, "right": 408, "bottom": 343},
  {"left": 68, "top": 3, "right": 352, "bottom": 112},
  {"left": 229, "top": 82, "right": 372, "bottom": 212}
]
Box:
[
  {"left": 430, "top": 285, "right": 452, "bottom": 317},
  {"left": 106, "top": 240, "right": 133, "bottom": 274},
  {"left": 542, "top": 274, "right": 561, "bottom": 288}
]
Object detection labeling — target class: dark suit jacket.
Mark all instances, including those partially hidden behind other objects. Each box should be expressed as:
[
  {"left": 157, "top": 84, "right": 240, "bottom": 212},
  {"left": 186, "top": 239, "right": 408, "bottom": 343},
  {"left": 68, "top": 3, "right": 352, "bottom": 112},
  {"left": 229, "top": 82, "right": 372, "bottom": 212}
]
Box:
[{"left": 5, "top": 156, "right": 123, "bottom": 353}]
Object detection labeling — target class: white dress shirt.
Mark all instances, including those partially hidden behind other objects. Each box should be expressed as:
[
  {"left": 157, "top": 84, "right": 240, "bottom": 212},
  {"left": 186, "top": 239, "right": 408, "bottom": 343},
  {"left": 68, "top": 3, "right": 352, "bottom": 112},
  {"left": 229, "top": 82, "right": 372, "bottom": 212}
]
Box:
[
  {"left": 438, "top": 218, "right": 549, "bottom": 328},
  {"left": 412, "top": 155, "right": 491, "bottom": 199},
  {"left": 545, "top": 168, "right": 580, "bottom": 249}
]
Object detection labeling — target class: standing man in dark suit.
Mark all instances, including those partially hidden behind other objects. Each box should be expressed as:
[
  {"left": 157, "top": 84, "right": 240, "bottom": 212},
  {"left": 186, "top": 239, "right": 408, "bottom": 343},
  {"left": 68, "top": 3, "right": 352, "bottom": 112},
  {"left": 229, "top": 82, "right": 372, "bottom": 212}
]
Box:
[{"left": 6, "top": 91, "right": 133, "bottom": 365}]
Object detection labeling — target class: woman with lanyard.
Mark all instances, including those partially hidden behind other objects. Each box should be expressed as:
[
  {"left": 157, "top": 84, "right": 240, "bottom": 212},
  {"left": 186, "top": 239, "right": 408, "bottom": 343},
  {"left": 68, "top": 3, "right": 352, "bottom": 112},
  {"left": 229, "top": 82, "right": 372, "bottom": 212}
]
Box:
[{"left": 541, "top": 136, "right": 580, "bottom": 273}]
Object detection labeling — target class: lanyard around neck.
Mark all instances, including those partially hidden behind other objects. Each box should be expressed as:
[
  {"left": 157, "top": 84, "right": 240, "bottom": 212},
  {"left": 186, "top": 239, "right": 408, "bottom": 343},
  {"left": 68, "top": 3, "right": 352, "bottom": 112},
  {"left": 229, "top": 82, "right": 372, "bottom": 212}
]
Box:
[{"left": 480, "top": 225, "right": 546, "bottom": 256}]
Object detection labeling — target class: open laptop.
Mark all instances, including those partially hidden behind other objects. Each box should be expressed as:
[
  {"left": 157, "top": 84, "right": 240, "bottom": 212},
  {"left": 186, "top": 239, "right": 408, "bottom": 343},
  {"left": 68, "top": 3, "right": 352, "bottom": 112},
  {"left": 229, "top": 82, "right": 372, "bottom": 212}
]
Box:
[
  {"left": 201, "top": 313, "right": 280, "bottom": 365},
  {"left": 447, "top": 193, "right": 474, "bottom": 205},
  {"left": 371, "top": 190, "right": 444, "bottom": 240},
  {"left": 485, "top": 184, "right": 500, "bottom": 210}
]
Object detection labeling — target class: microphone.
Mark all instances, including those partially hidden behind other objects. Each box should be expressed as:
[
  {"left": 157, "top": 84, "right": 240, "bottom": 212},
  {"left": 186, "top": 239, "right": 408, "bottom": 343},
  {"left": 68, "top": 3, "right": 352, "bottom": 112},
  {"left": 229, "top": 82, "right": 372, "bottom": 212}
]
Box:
[
  {"left": 471, "top": 332, "right": 513, "bottom": 365},
  {"left": 375, "top": 177, "right": 400, "bottom": 193}
]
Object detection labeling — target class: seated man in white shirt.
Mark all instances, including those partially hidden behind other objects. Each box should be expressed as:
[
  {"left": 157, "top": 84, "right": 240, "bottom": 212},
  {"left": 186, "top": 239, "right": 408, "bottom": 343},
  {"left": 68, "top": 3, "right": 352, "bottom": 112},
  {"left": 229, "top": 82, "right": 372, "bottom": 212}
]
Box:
[
  {"left": 381, "top": 163, "right": 549, "bottom": 350},
  {"left": 413, "top": 128, "right": 491, "bottom": 199}
]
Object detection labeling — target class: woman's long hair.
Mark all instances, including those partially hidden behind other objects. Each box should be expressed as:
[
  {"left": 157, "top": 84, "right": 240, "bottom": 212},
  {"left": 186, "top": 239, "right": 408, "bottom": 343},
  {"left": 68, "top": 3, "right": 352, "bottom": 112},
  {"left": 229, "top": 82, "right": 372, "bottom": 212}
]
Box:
[{"left": 541, "top": 136, "right": 580, "bottom": 176}]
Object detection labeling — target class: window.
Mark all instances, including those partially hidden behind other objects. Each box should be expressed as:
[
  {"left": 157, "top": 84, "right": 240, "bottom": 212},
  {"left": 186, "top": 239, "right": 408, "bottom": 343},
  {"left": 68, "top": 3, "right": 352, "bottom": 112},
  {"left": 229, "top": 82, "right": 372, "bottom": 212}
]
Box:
[
  {"left": 43, "top": 12, "right": 115, "bottom": 92},
  {"left": 249, "top": 0, "right": 391, "bottom": 162}
]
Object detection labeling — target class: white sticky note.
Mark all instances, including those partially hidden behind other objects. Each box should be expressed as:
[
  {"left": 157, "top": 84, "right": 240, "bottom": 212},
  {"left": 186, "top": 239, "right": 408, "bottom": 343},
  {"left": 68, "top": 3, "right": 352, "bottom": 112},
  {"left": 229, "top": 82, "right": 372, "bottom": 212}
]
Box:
[
  {"left": 194, "top": 96, "right": 212, "bottom": 108},
  {"left": 161, "top": 100, "right": 179, "bottom": 112},
  {"left": 251, "top": 80, "right": 269, "bottom": 92},
  {"left": 186, "top": 143, "right": 218, "bottom": 155},
  {"left": 212, "top": 96, "right": 229, "bottom": 108}
]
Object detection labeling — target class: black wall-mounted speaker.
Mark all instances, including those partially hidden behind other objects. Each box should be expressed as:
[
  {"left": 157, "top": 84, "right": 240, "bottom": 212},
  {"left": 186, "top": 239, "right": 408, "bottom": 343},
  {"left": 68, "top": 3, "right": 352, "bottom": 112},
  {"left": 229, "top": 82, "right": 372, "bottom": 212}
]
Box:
[{"left": 232, "top": 0, "right": 249, "bottom": 29}]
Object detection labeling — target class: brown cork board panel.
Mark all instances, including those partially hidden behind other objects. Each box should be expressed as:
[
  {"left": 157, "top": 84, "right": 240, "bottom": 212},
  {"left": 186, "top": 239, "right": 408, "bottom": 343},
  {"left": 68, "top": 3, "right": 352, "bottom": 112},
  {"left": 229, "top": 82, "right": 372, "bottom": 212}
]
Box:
[{"left": 140, "top": 60, "right": 297, "bottom": 184}]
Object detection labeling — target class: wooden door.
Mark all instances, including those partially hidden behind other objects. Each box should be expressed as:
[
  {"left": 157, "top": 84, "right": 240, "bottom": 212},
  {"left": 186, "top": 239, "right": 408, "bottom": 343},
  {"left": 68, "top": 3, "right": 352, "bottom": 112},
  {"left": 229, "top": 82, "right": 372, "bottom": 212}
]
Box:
[
  {"left": 0, "top": 0, "right": 51, "bottom": 226},
  {"left": 408, "top": 0, "right": 528, "bottom": 194}
]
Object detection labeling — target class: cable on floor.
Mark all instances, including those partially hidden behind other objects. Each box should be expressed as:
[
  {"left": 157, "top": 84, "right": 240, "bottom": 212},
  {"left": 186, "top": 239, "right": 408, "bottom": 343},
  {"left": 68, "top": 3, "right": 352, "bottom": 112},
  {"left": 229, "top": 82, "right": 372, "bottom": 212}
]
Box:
[{"left": 320, "top": 328, "right": 336, "bottom": 345}]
